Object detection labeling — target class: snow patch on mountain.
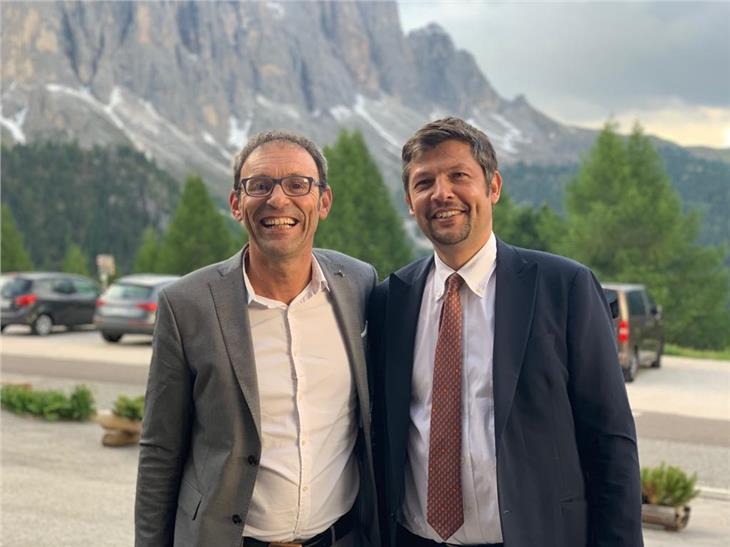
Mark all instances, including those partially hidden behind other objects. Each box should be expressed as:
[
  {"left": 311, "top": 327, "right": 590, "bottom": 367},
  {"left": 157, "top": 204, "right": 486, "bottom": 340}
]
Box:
[
  {"left": 228, "top": 116, "right": 252, "bottom": 148},
  {"left": 0, "top": 106, "right": 27, "bottom": 144},
  {"left": 353, "top": 95, "right": 400, "bottom": 149}
]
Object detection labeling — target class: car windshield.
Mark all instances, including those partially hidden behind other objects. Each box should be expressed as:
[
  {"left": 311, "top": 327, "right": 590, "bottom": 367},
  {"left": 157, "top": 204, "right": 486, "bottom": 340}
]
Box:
[
  {"left": 603, "top": 288, "right": 617, "bottom": 301},
  {"left": 0, "top": 278, "right": 33, "bottom": 297},
  {"left": 103, "top": 283, "right": 154, "bottom": 301}
]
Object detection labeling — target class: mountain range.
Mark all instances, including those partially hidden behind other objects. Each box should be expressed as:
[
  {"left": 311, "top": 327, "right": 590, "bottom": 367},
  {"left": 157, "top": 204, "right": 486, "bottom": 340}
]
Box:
[{"left": 1, "top": 0, "right": 727, "bottom": 246}]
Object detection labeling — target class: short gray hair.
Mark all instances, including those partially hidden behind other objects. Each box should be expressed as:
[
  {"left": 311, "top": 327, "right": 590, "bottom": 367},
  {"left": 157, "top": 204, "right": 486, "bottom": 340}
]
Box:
[
  {"left": 231, "top": 130, "right": 328, "bottom": 191},
  {"left": 401, "top": 117, "right": 498, "bottom": 192}
]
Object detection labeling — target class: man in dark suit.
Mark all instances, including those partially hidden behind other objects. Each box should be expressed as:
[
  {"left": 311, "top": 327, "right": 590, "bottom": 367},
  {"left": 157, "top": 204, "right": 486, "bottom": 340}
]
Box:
[
  {"left": 369, "top": 117, "right": 643, "bottom": 547},
  {"left": 136, "top": 131, "right": 379, "bottom": 547}
]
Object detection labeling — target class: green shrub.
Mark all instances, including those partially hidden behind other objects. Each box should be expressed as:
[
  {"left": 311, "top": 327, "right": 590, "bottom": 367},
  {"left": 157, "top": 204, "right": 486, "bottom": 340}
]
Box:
[
  {"left": 641, "top": 462, "right": 700, "bottom": 506},
  {"left": 112, "top": 394, "right": 144, "bottom": 421},
  {"left": 0, "top": 385, "right": 96, "bottom": 421}
]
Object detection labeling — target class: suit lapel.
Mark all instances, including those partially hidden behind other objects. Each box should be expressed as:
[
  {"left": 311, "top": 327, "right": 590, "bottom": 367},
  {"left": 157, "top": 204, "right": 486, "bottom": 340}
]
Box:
[
  {"left": 387, "top": 257, "right": 432, "bottom": 480},
  {"left": 209, "top": 251, "right": 261, "bottom": 440},
  {"left": 493, "top": 239, "right": 538, "bottom": 449},
  {"left": 315, "top": 252, "right": 370, "bottom": 426}
]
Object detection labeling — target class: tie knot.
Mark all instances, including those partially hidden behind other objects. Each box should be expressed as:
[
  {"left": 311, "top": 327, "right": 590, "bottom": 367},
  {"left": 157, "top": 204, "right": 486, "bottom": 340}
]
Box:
[{"left": 445, "top": 273, "right": 463, "bottom": 294}]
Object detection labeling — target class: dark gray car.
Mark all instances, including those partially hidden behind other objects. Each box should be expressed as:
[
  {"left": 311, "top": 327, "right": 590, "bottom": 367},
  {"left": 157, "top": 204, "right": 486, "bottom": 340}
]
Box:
[
  {"left": 602, "top": 283, "right": 664, "bottom": 382},
  {"left": 94, "top": 274, "right": 179, "bottom": 343},
  {"left": 1, "top": 272, "right": 100, "bottom": 335}
]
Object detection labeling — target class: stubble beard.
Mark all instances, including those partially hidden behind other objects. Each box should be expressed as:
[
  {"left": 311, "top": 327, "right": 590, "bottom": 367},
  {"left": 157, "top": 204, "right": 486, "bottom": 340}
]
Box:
[{"left": 427, "top": 218, "right": 471, "bottom": 246}]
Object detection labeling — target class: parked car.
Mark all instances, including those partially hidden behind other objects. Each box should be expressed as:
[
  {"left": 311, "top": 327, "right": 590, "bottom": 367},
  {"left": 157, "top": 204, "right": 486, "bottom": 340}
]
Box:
[
  {"left": 0, "top": 272, "right": 100, "bottom": 335},
  {"left": 94, "top": 274, "right": 179, "bottom": 343},
  {"left": 602, "top": 283, "right": 664, "bottom": 382}
]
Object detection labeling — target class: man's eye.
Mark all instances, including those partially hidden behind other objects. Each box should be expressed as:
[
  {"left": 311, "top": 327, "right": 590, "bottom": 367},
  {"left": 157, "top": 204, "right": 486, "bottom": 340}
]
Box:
[{"left": 249, "top": 179, "right": 271, "bottom": 191}]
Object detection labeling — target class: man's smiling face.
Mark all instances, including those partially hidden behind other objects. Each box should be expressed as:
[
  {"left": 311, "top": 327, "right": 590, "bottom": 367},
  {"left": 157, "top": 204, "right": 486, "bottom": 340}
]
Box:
[
  {"left": 230, "top": 141, "right": 332, "bottom": 263},
  {"left": 406, "top": 139, "right": 501, "bottom": 266}
]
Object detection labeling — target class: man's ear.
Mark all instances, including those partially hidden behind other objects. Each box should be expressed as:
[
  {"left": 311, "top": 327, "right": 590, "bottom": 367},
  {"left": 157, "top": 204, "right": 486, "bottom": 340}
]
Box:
[
  {"left": 405, "top": 191, "right": 414, "bottom": 216},
  {"left": 229, "top": 190, "right": 242, "bottom": 221},
  {"left": 489, "top": 171, "right": 502, "bottom": 205},
  {"left": 318, "top": 186, "right": 333, "bottom": 220}
]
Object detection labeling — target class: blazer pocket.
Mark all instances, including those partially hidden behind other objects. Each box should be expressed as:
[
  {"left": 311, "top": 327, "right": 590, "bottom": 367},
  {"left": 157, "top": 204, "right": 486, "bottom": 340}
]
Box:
[
  {"left": 178, "top": 479, "right": 202, "bottom": 520},
  {"left": 560, "top": 497, "right": 588, "bottom": 545}
]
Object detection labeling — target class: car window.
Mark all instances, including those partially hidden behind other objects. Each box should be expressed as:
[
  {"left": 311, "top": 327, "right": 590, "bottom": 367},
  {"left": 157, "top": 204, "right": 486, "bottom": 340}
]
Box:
[
  {"left": 0, "top": 278, "right": 32, "bottom": 297},
  {"left": 627, "top": 290, "right": 646, "bottom": 315},
  {"left": 73, "top": 279, "right": 99, "bottom": 296},
  {"left": 52, "top": 278, "right": 76, "bottom": 295},
  {"left": 645, "top": 291, "right": 657, "bottom": 312},
  {"left": 103, "top": 283, "right": 153, "bottom": 300}
]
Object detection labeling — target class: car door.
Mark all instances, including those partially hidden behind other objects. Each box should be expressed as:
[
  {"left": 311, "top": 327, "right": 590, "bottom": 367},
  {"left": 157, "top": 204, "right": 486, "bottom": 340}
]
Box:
[
  {"left": 642, "top": 290, "right": 662, "bottom": 357},
  {"left": 43, "top": 278, "right": 77, "bottom": 325},
  {"left": 626, "top": 289, "right": 649, "bottom": 364},
  {"left": 71, "top": 278, "right": 100, "bottom": 325}
]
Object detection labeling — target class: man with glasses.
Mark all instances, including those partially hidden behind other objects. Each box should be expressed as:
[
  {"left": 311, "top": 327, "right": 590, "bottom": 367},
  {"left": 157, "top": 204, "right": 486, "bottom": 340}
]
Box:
[{"left": 136, "top": 131, "right": 379, "bottom": 547}]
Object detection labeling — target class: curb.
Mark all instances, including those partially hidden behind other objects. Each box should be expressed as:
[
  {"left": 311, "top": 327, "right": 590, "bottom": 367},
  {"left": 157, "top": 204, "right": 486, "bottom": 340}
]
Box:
[{"left": 698, "top": 485, "right": 730, "bottom": 501}]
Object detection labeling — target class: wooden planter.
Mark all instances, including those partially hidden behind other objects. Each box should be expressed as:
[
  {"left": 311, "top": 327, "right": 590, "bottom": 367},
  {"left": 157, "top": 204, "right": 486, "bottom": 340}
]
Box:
[
  {"left": 96, "top": 410, "right": 141, "bottom": 447},
  {"left": 641, "top": 503, "right": 691, "bottom": 531}
]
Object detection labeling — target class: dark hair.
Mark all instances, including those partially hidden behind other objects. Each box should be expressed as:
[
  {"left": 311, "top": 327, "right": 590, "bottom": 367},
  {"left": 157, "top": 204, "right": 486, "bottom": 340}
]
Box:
[
  {"left": 401, "top": 117, "right": 498, "bottom": 191},
  {"left": 232, "top": 130, "right": 328, "bottom": 191}
]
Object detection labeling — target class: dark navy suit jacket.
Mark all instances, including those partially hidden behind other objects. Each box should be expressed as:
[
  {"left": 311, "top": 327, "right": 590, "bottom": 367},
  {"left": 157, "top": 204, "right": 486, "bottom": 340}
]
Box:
[{"left": 368, "top": 239, "right": 643, "bottom": 547}]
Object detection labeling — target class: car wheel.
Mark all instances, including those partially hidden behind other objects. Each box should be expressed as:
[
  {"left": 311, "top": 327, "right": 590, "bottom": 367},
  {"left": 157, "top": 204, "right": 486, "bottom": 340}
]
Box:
[
  {"left": 31, "top": 314, "right": 53, "bottom": 336},
  {"left": 651, "top": 341, "right": 663, "bottom": 368},
  {"left": 101, "top": 332, "right": 123, "bottom": 343},
  {"left": 623, "top": 351, "right": 638, "bottom": 383}
]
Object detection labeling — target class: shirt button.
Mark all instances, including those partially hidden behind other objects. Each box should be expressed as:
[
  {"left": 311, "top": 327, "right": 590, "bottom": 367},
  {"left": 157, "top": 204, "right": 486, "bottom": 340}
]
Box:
[
  {"left": 232, "top": 514, "right": 243, "bottom": 524},
  {"left": 247, "top": 455, "right": 258, "bottom": 465}
]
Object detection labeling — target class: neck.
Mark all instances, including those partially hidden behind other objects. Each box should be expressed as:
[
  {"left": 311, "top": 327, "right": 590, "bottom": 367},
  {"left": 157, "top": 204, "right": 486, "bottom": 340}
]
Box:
[{"left": 246, "top": 247, "right": 314, "bottom": 305}]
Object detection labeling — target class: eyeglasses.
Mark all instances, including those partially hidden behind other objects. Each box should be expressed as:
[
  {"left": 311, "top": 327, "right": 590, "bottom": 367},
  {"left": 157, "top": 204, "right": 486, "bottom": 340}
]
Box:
[{"left": 239, "top": 175, "right": 322, "bottom": 197}]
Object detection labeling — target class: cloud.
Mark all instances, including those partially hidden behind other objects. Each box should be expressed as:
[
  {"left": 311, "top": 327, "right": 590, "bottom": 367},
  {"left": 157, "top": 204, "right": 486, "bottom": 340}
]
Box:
[{"left": 398, "top": 0, "right": 730, "bottom": 146}]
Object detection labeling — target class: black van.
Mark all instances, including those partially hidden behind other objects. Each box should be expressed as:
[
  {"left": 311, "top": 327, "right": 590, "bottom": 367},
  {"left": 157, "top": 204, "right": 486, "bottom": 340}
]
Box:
[{"left": 602, "top": 283, "right": 664, "bottom": 382}]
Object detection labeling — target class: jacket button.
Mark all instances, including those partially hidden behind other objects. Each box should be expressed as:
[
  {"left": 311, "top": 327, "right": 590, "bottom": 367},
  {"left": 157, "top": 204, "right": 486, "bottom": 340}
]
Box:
[
  {"left": 247, "top": 455, "right": 258, "bottom": 465},
  {"left": 232, "top": 514, "right": 243, "bottom": 525}
]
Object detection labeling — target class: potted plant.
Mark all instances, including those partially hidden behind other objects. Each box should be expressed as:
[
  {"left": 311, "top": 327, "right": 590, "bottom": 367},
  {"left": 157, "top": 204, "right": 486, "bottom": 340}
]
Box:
[
  {"left": 641, "top": 462, "right": 700, "bottom": 531},
  {"left": 96, "top": 395, "right": 144, "bottom": 447}
]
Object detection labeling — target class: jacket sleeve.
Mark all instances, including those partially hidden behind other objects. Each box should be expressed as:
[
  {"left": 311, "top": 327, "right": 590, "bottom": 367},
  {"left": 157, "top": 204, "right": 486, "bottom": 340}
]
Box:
[
  {"left": 135, "top": 289, "right": 193, "bottom": 547},
  {"left": 567, "top": 268, "right": 644, "bottom": 547},
  {"left": 366, "top": 279, "right": 392, "bottom": 547}
]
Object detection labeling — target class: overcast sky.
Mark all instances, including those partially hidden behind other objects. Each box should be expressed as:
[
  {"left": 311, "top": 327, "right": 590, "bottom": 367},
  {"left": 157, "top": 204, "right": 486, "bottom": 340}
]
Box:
[{"left": 398, "top": 0, "right": 730, "bottom": 148}]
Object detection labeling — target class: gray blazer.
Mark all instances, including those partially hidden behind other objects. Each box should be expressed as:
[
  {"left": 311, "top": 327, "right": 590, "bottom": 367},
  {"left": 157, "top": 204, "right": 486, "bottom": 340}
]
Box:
[{"left": 135, "top": 249, "right": 380, "bottom": 547}]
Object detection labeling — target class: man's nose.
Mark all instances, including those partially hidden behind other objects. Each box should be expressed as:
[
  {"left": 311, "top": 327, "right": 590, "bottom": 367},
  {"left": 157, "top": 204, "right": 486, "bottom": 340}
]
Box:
[
  {"left": 431, "top": 175, "right": 454, "bottom": 201},
  {"left": 266, "top": 184, "right": 291, "bottom": 207}
]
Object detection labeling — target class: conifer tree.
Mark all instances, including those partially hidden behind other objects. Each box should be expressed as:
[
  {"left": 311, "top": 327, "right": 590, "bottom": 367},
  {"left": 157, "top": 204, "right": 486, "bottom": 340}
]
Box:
[
  {"left": 157, "top": 176, "right": 235, "bottom": 275},
  {"left": 316, "top": 130, "right": 413, "bottom": 277},
  {"left": 564, "top": 122, "right": 730, "bottom": 349},
  {"left": 1, "top": 204, "right": 33, "bottom": 272},
  {"left": 133, "top": 227, "right": 162, "bottom": 273},
  {"left": 494, "top": 192, "right": 565, "bottom": 253},
  {"left": 62, "top": 244, "right": 91, "bottom": 276}
]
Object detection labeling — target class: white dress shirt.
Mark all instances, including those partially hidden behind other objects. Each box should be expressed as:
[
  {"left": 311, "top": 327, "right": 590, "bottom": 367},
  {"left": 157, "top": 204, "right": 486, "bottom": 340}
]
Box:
[
  {"left": 403, "top": 233, "right": 503, "bottom": 543},
  {"left": 241, "top": 255, "right": 358, "bottom": 541}
]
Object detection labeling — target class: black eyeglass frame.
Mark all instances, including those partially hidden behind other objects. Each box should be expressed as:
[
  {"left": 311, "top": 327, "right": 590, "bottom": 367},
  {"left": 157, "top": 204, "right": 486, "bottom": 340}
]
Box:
[{"left": 238, "top": 175, "right": 324, "bottom": 197}]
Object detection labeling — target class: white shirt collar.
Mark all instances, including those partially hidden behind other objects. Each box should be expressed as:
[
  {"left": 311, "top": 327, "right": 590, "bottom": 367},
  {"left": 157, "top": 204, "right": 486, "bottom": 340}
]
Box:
[
  {"left": 432, "top": 232, "right": 497, "bottom": 301},
  {"left": 242, "top": 248, "right": 330, "bottom": 307}
]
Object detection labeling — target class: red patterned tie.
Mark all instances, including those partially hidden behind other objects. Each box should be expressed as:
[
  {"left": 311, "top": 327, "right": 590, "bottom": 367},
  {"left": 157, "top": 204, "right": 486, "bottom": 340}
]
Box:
[{"left": 427, "top": 273, "right": 464, "bottom": 540}]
